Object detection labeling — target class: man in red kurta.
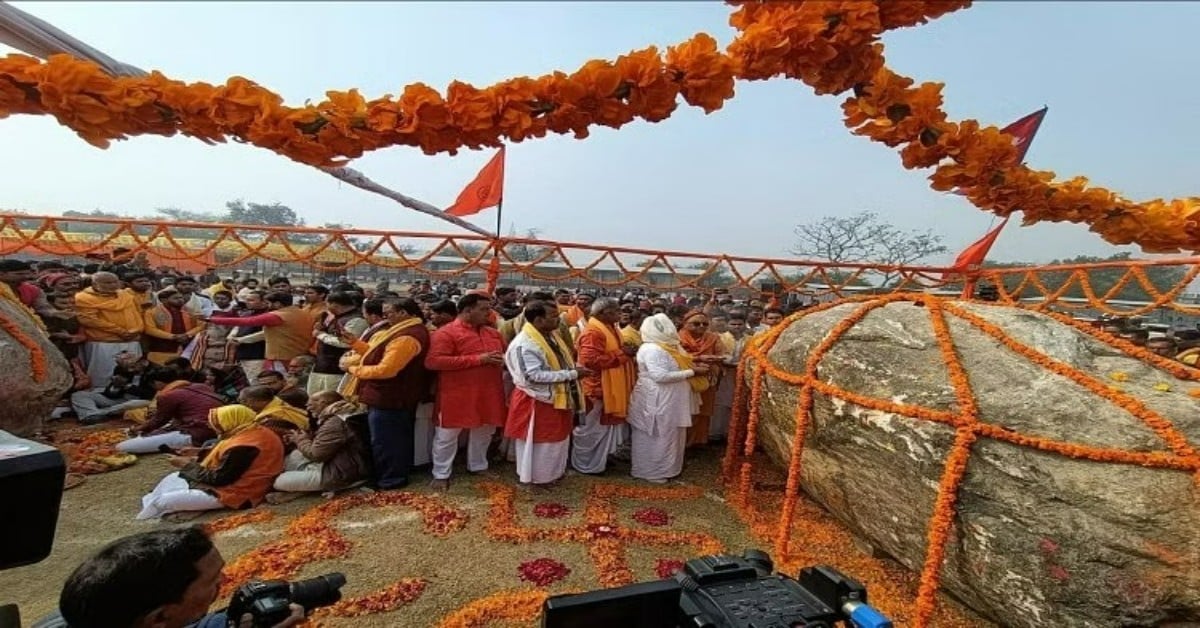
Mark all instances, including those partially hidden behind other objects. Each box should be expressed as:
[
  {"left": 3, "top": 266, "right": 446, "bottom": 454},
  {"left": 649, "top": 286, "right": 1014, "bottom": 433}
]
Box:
[{"left": 424, "top": 292, "right": 507, "bottom": 490}]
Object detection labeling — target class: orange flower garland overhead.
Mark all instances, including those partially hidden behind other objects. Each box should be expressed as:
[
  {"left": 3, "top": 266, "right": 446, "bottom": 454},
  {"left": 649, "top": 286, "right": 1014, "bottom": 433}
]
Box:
[
  {"left": 3, "top": 1, "right": 1198, "bottom": 252},
  {"left": 0, "top": 2, "right": 963, "bottom": 165},
  {"left": 2, "top": 2, "right": 1200, "bottom": 252}
]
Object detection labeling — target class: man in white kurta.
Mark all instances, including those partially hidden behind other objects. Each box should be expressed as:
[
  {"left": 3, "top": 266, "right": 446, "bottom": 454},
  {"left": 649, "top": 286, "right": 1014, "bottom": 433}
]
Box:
[
  {"left": 627, "top": 314, "right": 709, "bottom": 483},
  {"left": 504, "top": 303, "right": 591, "bottom": 486}
]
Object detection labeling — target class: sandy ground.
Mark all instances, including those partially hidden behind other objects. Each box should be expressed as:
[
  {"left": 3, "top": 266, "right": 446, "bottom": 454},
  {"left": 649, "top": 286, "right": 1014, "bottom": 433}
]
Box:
[
  {"left": 2, "top": 443, "right": 991, "bottom": 627},
  {"left": 2, "top": 447, "right": 757, "bottom": 626}
]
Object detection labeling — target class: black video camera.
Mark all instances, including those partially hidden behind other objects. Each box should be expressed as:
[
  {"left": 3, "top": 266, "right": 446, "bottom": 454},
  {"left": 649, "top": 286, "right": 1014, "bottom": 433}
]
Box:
[
  {"left": 225, "top": 573, "right": 346, "bottom": 628},
  {"left": 542, "top": 549, "right": 891, "bottom": 628},
  {"left": 1, "top": 430, "right": 66, "bottom": 627}
]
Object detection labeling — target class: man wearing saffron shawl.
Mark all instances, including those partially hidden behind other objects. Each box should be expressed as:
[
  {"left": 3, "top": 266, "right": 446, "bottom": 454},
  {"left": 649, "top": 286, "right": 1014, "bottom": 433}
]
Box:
[
  {"left": 237, "top": 385, "right": 311, "bottom": 441},
  {"left": 627, "top": 314, "right": 710, "bottom": 483},
  {"left": 75, "top": 271, "right": 145, "bottom": 389},
  {"left": 504, "top": 302, "right": 592, "bottom": 487},
  {"left": 143, "top": 288, "right": 203, "bottom": 365},
  {"left": 571, "top": 297, "right": 636, "bottom": 475},
  {"left": 677, "top": 309, "right": 728, "bottom": 447},
  {"left": 424, "top": 292, "right": 507, "bottom": 490},
  {"left": 564, "top": 292, "right": 595, "bottom": 341},
  {"left": 136, "top": 404, "right": 284, "bottom": 521}
]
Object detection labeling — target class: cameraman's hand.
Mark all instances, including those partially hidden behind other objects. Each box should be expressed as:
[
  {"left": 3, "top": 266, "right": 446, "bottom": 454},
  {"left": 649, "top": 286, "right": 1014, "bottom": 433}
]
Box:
[{"left": 236, "top": 604, "right": 305, "bottom": 628}]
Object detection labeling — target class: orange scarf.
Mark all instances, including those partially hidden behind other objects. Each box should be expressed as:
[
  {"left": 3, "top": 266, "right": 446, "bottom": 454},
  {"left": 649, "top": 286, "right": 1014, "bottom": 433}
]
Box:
[
  {"left": 150, "top": 303, "right": 195, "bottom": 334},
  {"left": 679, "top": 325, "right": 722, "bottom": 393},
  {"left": 679, "top": 328, "right": 720, "bottom": 357},
  {"left": 585, "top": 317, "right": 635, "bottom": 418}
]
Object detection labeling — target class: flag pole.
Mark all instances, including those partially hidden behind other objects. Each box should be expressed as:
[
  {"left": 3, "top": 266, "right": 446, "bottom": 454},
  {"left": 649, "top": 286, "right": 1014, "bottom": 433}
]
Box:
[
  {"left": 486, "top": 199, "right": 504, "bottom": 293},
  {"left": 495, "top": 200, "right": 503, "bottom": 239}
]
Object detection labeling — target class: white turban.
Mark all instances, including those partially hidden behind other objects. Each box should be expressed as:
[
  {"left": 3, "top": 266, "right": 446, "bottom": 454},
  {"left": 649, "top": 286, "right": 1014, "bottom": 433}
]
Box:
[{"left": 639, "top": 313, "right": 682, "bottom": 349}]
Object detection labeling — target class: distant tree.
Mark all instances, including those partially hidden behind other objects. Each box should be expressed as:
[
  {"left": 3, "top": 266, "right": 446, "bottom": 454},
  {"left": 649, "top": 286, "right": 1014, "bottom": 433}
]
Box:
[
  {"left": 791, "top": 210, "right": 947, "bottom": 287},
  {"left": 448, "top": 242, "right": 487, "bottom": 259},
  {"left": 3, "top": 209, "right": 42, "bottom": 230},
  {"left": 60, "top": 209, "right": 127, "bottom": 234},
  {"left": 780, "top": 269, "right": 872, "bottom": 290},
  {"left": 503, "top": 226, "right": 551, "bottom": 263},
  {"left": 153, "top": 207, "right": 224, "bottom": 239},
  {"left": 688, "top": 261, "right": 734, "bottom": 289},
  {"left": 982, "top": 252, "right": 1188, "bottom": 303},
  {"left": 317, "top": 222, "right": 373, "bottom": 253},
  {"left": 155, "top": 207, "right": 226, "bottom": 223},
  {"left": 225, "top": 200, "right": 302, "bottom": 227},
  {"left": 388, "top": 241, "right": 418, "bottom": 256}
]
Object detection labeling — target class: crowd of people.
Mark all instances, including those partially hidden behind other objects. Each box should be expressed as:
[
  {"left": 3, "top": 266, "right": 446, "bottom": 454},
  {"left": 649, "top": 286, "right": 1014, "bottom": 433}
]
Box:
[
  {"left": 1, "top": 252, "right": 797, "bottom": 522},
  {"left": 1094, "top": 315, "right": 1200, "bottom": 363}
]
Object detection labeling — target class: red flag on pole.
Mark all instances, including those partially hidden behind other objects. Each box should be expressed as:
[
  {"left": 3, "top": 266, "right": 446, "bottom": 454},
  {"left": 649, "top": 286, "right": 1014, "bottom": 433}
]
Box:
[
  {"left": 945, "top": 217, "right": 1009, "bottom": 278},
  {"left": 1002, "top": 106, "right": 1048, "bottom": 164},
  {"left": 950, "top": 107, "right": 1047, "bottom": 196},
  {"left": 446, "top": 147, "right": 505, "bottom": 217}
]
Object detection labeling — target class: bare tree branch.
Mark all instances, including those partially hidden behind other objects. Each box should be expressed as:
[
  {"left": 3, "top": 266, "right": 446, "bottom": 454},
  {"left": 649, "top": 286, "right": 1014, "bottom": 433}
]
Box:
[{"left": 791, "top": 211, "right": 948, "bottom": 287}]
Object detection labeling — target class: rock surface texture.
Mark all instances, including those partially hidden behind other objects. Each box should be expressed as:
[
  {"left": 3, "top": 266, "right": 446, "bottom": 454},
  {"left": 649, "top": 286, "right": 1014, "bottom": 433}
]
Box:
[
  {"left": 0, "top": 299, "right": 71, "bottom": 435},
  {"left": 749, "top": 299, "right": 1199, "bottom": 628}
]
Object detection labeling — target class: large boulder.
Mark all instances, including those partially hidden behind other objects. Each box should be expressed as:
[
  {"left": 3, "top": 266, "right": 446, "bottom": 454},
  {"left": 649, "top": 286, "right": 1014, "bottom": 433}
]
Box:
[
  {"left": 748, "top": 299, "right": 1199, "bottom": 627},
  {"left": 0, "top": 299, "right": 71, "bottom": 435}
]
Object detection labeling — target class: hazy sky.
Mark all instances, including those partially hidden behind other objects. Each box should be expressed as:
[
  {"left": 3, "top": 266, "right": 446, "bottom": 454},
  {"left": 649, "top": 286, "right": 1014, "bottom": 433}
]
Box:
[{"left": 2, "top": 1, "right": 1197, "bottom": 265}]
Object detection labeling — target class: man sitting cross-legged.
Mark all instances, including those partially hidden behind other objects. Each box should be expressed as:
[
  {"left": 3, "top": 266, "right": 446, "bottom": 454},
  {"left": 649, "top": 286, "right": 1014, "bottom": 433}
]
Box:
[
  {"left": 136, "top": 405, "right": 284, "bottom": 521},
  {"left": 266, "top": 391, "right": 372, "bottom": 504}
]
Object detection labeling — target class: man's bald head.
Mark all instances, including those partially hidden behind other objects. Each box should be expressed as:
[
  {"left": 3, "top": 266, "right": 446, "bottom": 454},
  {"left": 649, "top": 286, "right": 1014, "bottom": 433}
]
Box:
[
  {"left": 90, "top": 271, "right": 121, "bottom": 294},
  {"left": 307, "top": 390, "right": 344, "bottom": 417}
]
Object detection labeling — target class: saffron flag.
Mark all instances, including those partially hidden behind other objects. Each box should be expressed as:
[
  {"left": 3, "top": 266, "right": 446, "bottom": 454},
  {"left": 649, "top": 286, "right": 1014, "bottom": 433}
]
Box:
[
  {"left": 947, "top": 217, "right": 1009, "bottom": 277},
  {"left": 446, "top": 147, "right": 505, "bottom": 217},
  {"left": 950, "top": 107, "right": 1047, "bottom": 196}
]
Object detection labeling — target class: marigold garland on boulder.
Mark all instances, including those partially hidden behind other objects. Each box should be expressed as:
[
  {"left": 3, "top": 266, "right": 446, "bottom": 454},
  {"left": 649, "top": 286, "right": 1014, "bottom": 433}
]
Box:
[{"left": 728, "top": 293, "right": 1200, "bottom": 627}]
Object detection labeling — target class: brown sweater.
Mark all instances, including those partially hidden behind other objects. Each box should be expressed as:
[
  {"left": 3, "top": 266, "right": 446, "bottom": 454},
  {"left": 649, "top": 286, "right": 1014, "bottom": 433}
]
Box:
[{"left": 293, "top": 403, "right": 370, "bottom": 490}]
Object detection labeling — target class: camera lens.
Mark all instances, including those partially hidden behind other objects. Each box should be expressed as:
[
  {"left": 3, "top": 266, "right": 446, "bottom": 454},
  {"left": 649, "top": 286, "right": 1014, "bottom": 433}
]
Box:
[
  {"left": 742, "top": 549, "right": 773, "bottom": 575},
  {"left": 289, "top": 572, "right": 347, "bottom": 610}
]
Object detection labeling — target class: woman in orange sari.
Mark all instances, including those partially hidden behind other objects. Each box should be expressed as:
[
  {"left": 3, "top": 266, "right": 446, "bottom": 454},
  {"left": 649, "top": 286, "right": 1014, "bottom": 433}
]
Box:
[{"left": 678, "top": 309, "right": 728, "bottom": 447}]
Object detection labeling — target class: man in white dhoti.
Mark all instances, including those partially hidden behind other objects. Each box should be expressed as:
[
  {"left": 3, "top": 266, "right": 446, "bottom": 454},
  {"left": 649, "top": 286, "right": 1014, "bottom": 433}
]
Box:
[
  {"left": 571, "top": 298, "right": 636, "bottom": 475},
  {"left": 504, "top": 302, "right": 591, "bottom": 487},
  {"left": 627, "top": 313, "right": 710, "bottom": 483},
  {"left": 74, "top": 271, "right": 144, "bottom": 389}
]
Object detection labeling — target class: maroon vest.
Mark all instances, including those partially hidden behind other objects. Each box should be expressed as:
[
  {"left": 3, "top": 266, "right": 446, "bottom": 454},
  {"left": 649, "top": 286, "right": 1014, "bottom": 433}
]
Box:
[{"left": 357, "top": 323, "right": 430, "bottom": 411}]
